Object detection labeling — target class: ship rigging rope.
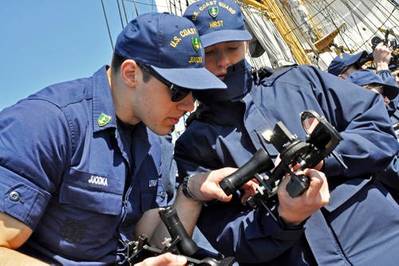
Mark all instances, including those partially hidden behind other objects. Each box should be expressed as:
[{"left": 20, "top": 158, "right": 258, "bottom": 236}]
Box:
[
  {"left": 277, "top": 1, "right": 323, "bottom": 53},
  {"left": 318, "top": 0, "right": 379, "bottom": 51},
  {"left": 273, "top": 0, "right": 343, "bottom": 58},
  {"left": 388, "top": 0, "right": 399, "bottom": 7},
  {"left": 279, "top": 0, "right": 339, "bottom": 37},
  {"left": 126, "top": 0, "right": 140, "bottom": 16},
  {"left": 100, "top": 0, "right": 114, "bottom": 50},
  {"left": 124, "top": 0, "right": 165, "bottom": 9},
  {"left": 340, "top": 1, "right": 370, "bottom": 50},
  {"left": 304, "top": 0, "right": 398, "bottom": 52},
  {"left": 116, "top": 0, "right": 125, "bottom": 29},
  {"left": 316, "top": 2, "right": 354, "bottom": 55},
  {"left": 121, "top": 0, "right": 129, "bottom": 25},
  {"left": 372, "top": 0, "right": 399, "bottom": 25},
  {"left": 343, "top": 0, "right": 396, "bottom": 50},
  {"left": 309, "top": 0, "right": 360, "bottom": 51}
]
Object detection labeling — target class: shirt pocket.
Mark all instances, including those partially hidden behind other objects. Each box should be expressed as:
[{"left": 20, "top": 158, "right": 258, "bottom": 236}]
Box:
[
  {"left": 59, "top": 183, "right": 122, "bottom": 215},
  {"left": 59, "top": 169, "right": 123, "bottom": 215},
  {"left": 54, "top": 170, "right": 123, "bottom": 246}
]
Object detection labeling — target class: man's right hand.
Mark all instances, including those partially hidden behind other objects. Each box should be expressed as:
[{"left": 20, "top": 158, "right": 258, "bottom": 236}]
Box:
[
  {"left": 277, "top": 168, "right": 330, "bottom": 225},
  {"left": 134, "top": 252, "right": 187, "bottom": 266},
  {"left": 374, "top": 42, "right": 392, "bottom": 71}
]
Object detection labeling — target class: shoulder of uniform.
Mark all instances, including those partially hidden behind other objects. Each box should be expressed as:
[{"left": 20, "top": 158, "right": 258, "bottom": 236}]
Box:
[{"left": 27, "top": 77, "right": 91, "bottom": 108}]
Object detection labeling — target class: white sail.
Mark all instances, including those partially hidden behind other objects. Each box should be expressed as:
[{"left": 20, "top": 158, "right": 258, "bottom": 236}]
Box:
[{"left": 242, "top": 4, "right": 296, "bottom": 68}]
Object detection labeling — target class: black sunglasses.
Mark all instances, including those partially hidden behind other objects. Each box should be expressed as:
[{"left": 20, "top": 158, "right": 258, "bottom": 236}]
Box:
[{"left": 137, "top": 63, "right": 192, "bottom": 102}]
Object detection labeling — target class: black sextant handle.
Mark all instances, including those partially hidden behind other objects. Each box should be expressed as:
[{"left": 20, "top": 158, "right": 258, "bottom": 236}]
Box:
[
  {"left": 286, "top": 174, "right": 310, "bottom": 198},
  {"left": 158, "top": 206, "right": 198, "bottom": 256},
  {"left": 219, "top": 149, "right": 274, "bottom": 196}
]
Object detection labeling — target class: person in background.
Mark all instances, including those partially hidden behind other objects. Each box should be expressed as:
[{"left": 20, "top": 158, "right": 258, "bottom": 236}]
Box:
[
  {"left": 346, "top": 69, "right": 398, "bottom": 107},
  {"left": 328, "top": 50, "right": 368, "bottom": 79},
  {"left": 328, "top": 43, "right": 399, "bottom": 126},
  {"left": 328, "top": 42, "right": 395, "bottom": 82},
  {"left": 347, "top": 69, "right": 399, "bottom": 197}
]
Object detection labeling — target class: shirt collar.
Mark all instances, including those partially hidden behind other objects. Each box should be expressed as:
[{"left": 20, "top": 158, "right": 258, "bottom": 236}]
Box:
[{"left": 92, "top": 66, "right": 118, "bottom": 133}]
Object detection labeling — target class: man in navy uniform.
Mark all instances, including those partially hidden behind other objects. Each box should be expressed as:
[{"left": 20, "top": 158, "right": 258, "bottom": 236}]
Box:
[
  {"left": 328, "top": 43, "right": 395, "bottom": 83},
  {"left": 328, "top": 45, "right": 399, "bottom": 128},
  {"left": 175, "top": 0, "right": 399, "bottom": 265},
  {"left": 346, "top": 69, "right": 399, "bottom": 196},
  {"left": 0, "top": 12, "right": 236, "bottom": 265},
  {"left": 346, "top": 69, "right": 399, "bottom": 107}
]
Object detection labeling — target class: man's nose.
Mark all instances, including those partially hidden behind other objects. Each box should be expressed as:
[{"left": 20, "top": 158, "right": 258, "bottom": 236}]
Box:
[{"left": 177, "top": 92, "right": 195, "bottom": 112}]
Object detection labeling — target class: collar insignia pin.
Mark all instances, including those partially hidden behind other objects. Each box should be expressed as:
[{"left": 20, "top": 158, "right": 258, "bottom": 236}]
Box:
[{"left": 97, "top": 113, "right": 112, "bottom": 127}]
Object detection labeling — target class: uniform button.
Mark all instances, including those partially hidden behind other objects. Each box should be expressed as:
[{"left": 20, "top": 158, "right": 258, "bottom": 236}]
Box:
[{"left": 9, "top": 191, "right": 20, "bottom": 202}]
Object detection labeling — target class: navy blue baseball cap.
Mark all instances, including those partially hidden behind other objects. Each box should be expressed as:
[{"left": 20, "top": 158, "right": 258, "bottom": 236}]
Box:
[
  {"left": 115, "top": 12, "right": 226, "bottom": 90},
  {"left": 183, "top": 0, "right": 252, "bottom": 48},
  {"left": 328, "top": 51, "right": 368, "bottom": 76},
  {"left": 347, "top": 70, "right": 399, "bottom": 99}
]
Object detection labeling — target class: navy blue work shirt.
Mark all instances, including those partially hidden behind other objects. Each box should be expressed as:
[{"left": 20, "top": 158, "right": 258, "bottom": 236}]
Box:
[
  {"left": 176, "top": 62, "right": 399, "bottom": 265},
  {"left": 0, "top": 66, "right": 176, "bottom": 264},
  {"left": 367, "top": 69, "right": 399, "bottom": 198},
  {"left": 377, "top": 69, "right": 399, "bottom": 117}
]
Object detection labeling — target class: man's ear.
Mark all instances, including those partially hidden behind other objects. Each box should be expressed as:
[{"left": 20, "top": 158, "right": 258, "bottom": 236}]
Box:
[{"left": 120, "top": 59, "right": 138, "bottom": 87}]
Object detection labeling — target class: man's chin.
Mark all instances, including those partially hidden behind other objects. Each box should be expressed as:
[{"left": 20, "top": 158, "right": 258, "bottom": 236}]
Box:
[{"left": 150, "top": 125, "right": 174, "bottom": 136}]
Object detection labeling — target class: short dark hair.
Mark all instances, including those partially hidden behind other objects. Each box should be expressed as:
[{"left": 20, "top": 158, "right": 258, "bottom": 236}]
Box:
[
  {"left": 364, "top": 84, "right": 384, "bottom": 95},
  {"left": 111, "top": 53, "right": 126, "bottom": 73},
  {"left": 111, "top": 53, "right": 151, "bottom": 82}
]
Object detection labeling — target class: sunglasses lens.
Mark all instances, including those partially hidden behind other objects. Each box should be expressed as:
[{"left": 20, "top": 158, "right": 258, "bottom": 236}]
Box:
[
  {"left": 138, "top": 63, "right": 192, "bottom": 102},
  {"left": 171, "top": 87, "right": 190, "bottom": 102}
]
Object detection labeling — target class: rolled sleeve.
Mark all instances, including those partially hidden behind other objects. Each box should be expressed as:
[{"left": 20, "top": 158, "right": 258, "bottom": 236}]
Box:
[
  {"left": 0, "top": 174, "right": 50, "bottom": 229},
  {"left": 0, "top": 99, "right": 70, "bottom": 229}
]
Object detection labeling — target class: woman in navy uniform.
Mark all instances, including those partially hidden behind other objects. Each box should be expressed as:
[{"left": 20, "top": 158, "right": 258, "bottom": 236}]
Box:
[{"left": 176, "top": 0, "right": 399, "bottom": 265}]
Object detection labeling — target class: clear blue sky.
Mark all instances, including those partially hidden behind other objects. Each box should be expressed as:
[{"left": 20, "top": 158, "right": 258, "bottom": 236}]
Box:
[{"left": 0, "top": 0, "right": 157, "bottom": 110}]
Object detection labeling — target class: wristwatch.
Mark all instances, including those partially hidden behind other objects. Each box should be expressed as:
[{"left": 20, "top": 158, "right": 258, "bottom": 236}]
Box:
[{"left": 182, "top": 174, "right": 198, "bottom": 200}]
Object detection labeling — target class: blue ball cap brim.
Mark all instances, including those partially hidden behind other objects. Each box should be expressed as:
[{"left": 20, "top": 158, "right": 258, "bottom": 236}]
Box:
[
  {"left": 328, "top": 51, "right": 368, "bottom": 76},
  {"left": 151, "top": 65, "right": 226, "bottom": 90},
  {"left": 371, "top": 82, "right": 399, "bottom": 100},
  {"left": 373, "top": 81, "right": 399, "bottom": 100},
  {"left": 348, "top": 70, "right": 399, "bottom": 100},
  {"left": 344, "top": 51, "right": 368, "bottom": 67},
  {"left": 201, "top": 29, "right": 252, "bottom": 47},
  {"left": 383, "top": 83, "right": 399, "bottom": 100}
]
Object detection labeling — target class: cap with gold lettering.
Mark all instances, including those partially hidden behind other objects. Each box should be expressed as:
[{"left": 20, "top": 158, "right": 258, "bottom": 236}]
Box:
[
  {"left": 115, "top": 12, "right": 226, "bottom": 90},
  {"left": 184, "top": 0, "right": 252, "bottom": 47}
]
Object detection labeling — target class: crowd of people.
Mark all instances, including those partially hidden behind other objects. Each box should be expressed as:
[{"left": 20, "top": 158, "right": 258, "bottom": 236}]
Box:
[{"left": 0, "top": 0, "right": 398, "bottom": 265}]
